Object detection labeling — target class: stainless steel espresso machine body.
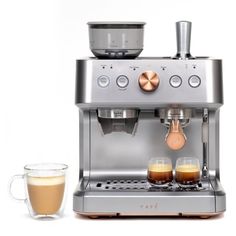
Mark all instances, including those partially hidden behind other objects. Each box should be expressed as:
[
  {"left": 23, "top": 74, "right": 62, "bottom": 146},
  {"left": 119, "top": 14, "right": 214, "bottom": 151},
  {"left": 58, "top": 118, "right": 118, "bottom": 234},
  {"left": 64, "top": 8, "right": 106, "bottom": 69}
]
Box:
[{"left": 73, "top": 21, "right": 226, "bottom": 217}]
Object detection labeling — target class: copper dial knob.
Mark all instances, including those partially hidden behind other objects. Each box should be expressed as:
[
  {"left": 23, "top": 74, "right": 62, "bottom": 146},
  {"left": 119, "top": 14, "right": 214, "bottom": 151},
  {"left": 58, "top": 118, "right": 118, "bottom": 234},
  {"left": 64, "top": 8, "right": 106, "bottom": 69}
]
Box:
[{"left": 138, "top": 71, "right": 160, "bottom": 92}]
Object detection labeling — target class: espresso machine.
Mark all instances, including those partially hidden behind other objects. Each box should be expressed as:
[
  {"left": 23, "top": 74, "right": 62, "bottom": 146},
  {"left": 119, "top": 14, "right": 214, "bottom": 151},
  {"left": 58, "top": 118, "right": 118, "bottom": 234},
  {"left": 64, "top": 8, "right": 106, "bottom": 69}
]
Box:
[{"left": 73, "top": 21, "right": 226, "bottom": 217}]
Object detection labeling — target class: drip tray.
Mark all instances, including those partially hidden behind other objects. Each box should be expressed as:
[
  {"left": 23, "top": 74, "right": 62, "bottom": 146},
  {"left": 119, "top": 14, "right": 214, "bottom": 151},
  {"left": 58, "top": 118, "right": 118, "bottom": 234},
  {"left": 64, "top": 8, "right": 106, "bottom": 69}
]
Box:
[{"left": 87, "top": 179, "right": 212, "bottom": 192}]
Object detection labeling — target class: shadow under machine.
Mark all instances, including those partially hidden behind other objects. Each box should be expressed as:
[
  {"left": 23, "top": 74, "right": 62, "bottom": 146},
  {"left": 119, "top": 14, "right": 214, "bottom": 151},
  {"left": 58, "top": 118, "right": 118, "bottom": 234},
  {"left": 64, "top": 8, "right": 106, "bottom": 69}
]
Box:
[{"left": 73, "top": 21, "right": 226, "bottom": 217}]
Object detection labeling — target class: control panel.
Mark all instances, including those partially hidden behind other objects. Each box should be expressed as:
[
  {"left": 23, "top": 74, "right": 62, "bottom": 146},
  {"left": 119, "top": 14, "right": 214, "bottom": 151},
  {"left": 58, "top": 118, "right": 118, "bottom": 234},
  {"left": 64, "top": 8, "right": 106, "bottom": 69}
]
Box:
[
  {"left": 94, "top": 61, "right": 203, "bottom": 92},
  {"left": 97, "top": 71, "right": 201, "bottom": 90},
  {"left": 76, "top": 58, "right": 223, "bottom": 106}
]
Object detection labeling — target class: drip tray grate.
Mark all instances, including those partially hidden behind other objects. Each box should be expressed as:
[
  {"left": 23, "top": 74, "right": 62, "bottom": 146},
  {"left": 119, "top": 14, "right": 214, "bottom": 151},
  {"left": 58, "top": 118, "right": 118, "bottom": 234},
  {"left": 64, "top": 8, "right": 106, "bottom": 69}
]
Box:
[{"left": 87, "top": 179, "right": 209, "bottom": 192}]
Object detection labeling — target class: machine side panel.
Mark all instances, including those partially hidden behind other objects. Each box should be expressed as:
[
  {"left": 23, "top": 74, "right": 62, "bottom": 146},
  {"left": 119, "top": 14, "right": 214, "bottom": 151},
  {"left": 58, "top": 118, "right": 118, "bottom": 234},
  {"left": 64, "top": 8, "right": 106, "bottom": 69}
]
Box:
[
  {"left": 208, "top": 110, "right": 220, "bottom": 178},
  {"left": 78, "top": 110, "right": 90, "bottom": 180}
]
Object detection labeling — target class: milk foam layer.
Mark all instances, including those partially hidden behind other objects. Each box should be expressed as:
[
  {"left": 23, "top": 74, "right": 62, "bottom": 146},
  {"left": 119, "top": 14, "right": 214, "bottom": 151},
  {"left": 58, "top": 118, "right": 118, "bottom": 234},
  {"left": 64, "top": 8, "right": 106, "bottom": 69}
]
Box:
[
  {"left": 27, "top": 175, "right": 65, "bottom": 186},
  {"left": 148, "top": 164, "right": 172, "bottom": 172},
  {"left": 176, "top": 164, "right": 199, "bottom": 173}
]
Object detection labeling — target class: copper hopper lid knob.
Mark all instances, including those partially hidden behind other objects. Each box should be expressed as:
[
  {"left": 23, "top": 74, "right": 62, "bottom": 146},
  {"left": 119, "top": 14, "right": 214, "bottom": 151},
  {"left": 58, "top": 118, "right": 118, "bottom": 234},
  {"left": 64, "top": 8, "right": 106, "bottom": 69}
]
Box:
[{"left": 165, "top": 120, "right": 186, "bottom": 150}]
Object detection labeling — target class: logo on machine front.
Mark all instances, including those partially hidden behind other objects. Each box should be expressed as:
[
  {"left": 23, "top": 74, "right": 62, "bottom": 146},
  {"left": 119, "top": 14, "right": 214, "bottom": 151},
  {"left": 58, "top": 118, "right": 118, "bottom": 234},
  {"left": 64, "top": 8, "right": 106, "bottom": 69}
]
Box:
[{"left": 140, "top": 203, "right": 158, "bottom": 209}]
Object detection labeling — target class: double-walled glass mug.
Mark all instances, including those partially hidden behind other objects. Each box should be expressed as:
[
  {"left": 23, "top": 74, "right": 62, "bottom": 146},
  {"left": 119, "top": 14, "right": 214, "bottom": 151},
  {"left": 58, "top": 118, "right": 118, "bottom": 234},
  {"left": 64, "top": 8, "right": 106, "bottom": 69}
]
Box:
[
  {"left": 147, "top": 157, "right": 173, "bottom": 186},
  {"left": 9, "top": 163, "right": 68, "bottom": 219},
  {"left": 175, "top": 157, "right": 201, "bottom": 187}
]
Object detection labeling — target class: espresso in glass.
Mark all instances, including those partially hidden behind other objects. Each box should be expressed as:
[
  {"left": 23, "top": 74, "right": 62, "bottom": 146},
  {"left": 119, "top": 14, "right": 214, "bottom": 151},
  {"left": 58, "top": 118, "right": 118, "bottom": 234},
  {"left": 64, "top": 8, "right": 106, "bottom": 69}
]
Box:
[
  {"left": 175, "top": 157, "right": 200, "bottom": 187},
  {"left": 148, "top": 157, "right": 173, "bottom": 186}
]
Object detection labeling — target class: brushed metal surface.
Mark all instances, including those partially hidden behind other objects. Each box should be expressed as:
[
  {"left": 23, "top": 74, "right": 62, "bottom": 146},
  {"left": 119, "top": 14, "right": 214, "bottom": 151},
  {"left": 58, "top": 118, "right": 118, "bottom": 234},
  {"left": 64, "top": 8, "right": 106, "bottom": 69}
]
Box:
[
  {"left": 75, "top": 58, "right": 223, "bottom": 107},
  {"left": 175, "top": 21, "right": 192, "bottom": 59},
  {"left": 97, "top": 108, "right": 139, "bottom": 119},
  {"left": 73, "top": 178, "right": 225, "bottom": 215},
  {"left": 74, "top": 108, "right": 226, "bottom": 216},
  {"left": 89, "top": 110, "right": 201, "bottom": 176},
  {"left": 74, "top": 57, "right": 225, "bottom": 217}
]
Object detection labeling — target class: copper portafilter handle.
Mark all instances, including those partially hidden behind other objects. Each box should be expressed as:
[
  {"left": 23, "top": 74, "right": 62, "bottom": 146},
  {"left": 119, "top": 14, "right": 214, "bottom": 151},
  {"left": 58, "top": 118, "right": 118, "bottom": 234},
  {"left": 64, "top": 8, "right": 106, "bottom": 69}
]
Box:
[{"left": 165, "top": 120, "right": 186, "bottom": 150}]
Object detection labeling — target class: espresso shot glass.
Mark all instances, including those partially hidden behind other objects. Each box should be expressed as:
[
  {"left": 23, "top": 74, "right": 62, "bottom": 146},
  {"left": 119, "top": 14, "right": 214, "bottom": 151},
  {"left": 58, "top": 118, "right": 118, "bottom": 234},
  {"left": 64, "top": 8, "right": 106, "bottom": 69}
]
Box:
[
  {"left": 147, "top": 157, "right": 173, "bottom": 186},
  {"left": 9, "top": 163, "right": 68, "bottom": 219},
  {"left": 175, "top": 157, "right": 201, "bottom": 188}
]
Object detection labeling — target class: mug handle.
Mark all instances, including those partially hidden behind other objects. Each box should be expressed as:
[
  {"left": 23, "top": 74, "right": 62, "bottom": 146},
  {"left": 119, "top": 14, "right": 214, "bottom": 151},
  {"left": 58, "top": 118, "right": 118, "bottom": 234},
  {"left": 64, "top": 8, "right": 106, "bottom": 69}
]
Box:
[{"left": 9, "top": 174, "right": 26, "bottom": 202}]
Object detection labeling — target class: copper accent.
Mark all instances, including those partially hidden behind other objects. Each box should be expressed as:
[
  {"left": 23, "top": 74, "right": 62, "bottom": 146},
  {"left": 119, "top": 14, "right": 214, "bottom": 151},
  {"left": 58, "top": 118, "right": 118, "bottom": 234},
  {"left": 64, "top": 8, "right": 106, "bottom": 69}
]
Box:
[
  {"left": 165, "top": 120, "right": 186, "bottom": 150},
  {"left": 138, "top": 71, "right": 160, "bottom": 92},
  {"left": 76, "top": 211, "right": 222, "bottom": 218}
]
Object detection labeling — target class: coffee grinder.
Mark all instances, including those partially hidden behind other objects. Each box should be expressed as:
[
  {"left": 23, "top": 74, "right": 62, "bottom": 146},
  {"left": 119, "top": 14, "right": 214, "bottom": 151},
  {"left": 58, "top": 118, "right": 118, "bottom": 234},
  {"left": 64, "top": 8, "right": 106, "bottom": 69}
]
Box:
[{"left": 73, "top": 21, "right": 226, "bottom": 217}]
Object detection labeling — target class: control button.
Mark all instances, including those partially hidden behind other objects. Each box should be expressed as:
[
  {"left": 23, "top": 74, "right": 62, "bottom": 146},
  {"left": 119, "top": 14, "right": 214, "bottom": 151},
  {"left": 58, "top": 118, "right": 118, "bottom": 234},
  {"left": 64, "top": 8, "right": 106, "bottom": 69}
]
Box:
[
  {"left": 116, "top": 75, "right": 129, "bottom": 88},
  {"left": 188, "top": 75, "right": 201, "bottom": 88},
  {"left": 97, "top": 75, "right": 110, "bottom": 88},
  {"left": 138, "top": 71, "right": 160, "bottom": 92},
  {"left": 169, "top": 75, "right": 182, "bottom": 88}
]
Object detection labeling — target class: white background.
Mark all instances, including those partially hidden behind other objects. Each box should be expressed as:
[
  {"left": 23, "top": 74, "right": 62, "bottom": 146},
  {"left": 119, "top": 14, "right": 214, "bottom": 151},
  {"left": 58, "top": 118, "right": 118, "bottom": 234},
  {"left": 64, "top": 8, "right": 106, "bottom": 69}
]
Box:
[{"left": 0, "top": 0, "right": 235, "bottom": 235}]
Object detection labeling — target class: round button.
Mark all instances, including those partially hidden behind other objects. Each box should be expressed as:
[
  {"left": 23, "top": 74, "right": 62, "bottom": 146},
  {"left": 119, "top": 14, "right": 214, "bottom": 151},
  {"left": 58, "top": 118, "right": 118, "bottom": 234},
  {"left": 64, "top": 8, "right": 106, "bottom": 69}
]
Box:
[
  {"left": 116, "top": 75, "right": 129, "bottom": 88},
  {"left": 169, "top": 75, "right": 182, "bottom": 88},
  {"left": 97, "top": 75, "right": 110, "bottom": 88},
  {"left": 138, "top": 71, "right": 160, "bottom": 92},
  {"left": 188, "top": 75, "right": 201, "bottom": 88}
]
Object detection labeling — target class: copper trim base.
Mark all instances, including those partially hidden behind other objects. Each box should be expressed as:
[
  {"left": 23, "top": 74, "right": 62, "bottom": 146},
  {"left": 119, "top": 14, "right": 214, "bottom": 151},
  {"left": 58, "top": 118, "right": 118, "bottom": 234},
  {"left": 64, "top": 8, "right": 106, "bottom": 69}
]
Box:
[{"left": 75, "top": 211, "right": 224, "bottom": 219}]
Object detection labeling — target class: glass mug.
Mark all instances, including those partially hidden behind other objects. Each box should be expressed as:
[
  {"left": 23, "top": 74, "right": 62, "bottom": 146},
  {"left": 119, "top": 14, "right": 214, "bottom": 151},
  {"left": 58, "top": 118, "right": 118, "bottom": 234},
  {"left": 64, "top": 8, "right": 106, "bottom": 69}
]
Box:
[
  {"left": 147, "top": 157, "right": 173, "bottom": 186},
  {"left": 9, "top": 163, "right": 68, "bottom": 219},
  {"left": 175, "top": 157, "right": 201, "bottom": 187}
]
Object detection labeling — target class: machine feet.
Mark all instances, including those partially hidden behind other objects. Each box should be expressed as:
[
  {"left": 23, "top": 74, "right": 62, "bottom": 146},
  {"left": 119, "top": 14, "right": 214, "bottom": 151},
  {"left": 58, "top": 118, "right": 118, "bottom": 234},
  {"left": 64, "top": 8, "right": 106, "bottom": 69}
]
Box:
[
  {"left": 199, "top": 215, "right": 212, "bottom": 219},
  {"left": 88, "top": 215, "right": 100, "bottom": 219}
]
